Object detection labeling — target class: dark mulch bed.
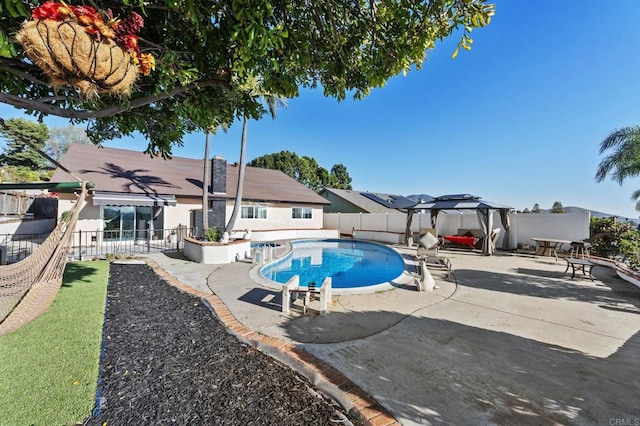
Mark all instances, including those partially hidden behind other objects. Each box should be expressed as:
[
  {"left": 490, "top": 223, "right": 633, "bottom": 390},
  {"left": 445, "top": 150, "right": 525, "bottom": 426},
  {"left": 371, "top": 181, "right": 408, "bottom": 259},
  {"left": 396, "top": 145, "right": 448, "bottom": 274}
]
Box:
[{"left": 86, "top": 263, "right": 354, "bottom": 425}]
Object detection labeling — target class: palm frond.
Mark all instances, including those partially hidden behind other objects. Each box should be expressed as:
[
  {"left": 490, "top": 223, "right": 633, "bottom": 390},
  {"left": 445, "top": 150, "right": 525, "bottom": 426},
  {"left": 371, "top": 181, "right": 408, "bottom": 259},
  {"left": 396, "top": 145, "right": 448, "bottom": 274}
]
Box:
[
  {"left": 596, "top": 126, "right": 640, "bottom": 183},
  {"left": 599, "top": 126, "right": 640, "bottom": 153}
]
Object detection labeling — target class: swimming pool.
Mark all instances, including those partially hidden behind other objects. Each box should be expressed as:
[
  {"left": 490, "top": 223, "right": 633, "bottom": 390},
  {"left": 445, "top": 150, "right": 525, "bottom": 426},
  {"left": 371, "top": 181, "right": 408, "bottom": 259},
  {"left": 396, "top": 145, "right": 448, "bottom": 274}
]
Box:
[{"left": 260, "top": 239, "right": 405, "bottom": 293}]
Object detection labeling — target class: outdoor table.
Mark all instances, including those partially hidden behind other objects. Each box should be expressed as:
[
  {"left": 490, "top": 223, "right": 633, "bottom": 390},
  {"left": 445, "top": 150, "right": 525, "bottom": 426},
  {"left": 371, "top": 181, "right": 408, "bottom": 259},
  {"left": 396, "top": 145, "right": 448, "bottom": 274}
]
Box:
[
  {"left": 569, "top": 241, "right": 592, "bottom": 259},
  {"left": 564, "top": 257, "right": 596, "bottom": 281},
  {"left": 531, "top": 237, "right": 571, "bottom": 261}
]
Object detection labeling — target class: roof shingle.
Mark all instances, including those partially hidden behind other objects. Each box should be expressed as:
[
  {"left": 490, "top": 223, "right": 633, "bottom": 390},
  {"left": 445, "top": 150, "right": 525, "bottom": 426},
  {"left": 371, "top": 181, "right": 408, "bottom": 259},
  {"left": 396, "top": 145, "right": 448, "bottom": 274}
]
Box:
[{"left": 52, "top": 144, "right": 329, "bottom": 205}]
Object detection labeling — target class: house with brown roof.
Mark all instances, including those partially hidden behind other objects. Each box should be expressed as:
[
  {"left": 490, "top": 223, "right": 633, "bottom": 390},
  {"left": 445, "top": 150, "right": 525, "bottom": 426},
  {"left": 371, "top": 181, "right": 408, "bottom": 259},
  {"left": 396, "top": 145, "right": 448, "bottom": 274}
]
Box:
[{"left": 52, "top": 144, "right": 331, "bottom": 242}]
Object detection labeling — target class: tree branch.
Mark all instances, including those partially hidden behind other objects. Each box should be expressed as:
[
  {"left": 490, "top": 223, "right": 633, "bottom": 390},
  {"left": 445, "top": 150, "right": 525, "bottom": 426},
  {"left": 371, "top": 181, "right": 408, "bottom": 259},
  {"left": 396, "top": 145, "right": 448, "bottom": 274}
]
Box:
[
  {"left": 0, "top": 79, "right": 232, "bottom": 119},
  {"left": 0, "top": 62, "right": 52, "bottom": 87}
]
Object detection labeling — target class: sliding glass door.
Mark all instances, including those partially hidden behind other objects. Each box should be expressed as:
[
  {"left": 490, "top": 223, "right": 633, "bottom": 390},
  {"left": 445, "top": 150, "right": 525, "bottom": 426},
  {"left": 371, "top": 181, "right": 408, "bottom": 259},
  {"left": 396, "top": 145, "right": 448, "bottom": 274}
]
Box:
[{"left": 103, "top": 206, "right": 154, "bottom": 241}]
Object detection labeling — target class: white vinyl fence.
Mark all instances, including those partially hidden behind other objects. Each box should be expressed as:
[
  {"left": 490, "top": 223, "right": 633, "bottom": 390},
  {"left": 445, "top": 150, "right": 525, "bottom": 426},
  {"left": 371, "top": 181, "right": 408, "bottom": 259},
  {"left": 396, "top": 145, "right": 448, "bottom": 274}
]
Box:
[{"left": 324, "top": 211, "right": 591, "bottom": 248}]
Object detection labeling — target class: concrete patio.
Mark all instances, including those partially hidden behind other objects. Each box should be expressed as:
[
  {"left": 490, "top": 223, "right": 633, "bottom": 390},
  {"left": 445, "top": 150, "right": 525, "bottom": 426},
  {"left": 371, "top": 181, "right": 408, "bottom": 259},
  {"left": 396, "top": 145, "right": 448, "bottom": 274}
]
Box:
[{"left": 145, "top": 246, "right": 640, "bottom": 425}]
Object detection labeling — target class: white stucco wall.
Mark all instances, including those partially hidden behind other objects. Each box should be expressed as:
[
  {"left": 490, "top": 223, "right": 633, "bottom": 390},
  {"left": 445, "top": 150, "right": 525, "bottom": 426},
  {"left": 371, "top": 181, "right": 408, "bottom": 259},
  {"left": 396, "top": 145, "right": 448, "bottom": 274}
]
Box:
[
  {"left": 0, "top": 218, "right": 55, "bottom": 235},
  {"left": 167, "top": 197, "right": 197, "bottom": 229},
  {"left": 183, "top": 238, "right": 251, "bottom": 264},
  {"left": 57, "top": 194, "right": 326, "bottom": 239},
  {"left": 225, "top": 202, "right": 324, "bottom": 231},
  {"left": 58, "top": 194, "right": 102, "bottom": 233}
]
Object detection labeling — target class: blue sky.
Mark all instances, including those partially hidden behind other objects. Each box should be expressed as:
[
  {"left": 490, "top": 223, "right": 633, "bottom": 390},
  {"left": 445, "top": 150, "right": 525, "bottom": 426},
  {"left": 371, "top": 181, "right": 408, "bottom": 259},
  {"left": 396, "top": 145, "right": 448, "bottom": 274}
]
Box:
[{"left": 2, "top": 0, "right": 640, "bottom": 218}]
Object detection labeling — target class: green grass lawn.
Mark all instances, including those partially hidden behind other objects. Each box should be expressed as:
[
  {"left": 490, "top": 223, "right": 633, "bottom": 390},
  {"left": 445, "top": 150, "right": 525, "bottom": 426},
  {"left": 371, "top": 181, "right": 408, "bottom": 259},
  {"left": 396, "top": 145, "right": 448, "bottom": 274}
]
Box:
[{"left": 0, "top": 261, "right": 109, "bottom": 426}]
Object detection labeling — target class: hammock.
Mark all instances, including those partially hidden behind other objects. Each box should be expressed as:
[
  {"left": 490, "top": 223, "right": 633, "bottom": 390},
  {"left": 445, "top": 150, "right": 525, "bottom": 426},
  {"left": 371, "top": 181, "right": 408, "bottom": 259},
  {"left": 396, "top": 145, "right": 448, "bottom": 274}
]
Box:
[{"left": 0, "top": 182, "right": 88, "bottom": 336}]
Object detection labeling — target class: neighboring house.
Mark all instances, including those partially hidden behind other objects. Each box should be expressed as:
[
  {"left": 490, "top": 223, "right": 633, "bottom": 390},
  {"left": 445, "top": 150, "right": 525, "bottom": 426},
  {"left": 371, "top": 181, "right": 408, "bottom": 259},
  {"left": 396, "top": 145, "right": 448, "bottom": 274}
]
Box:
[
  {"left": 51, "top": 144, "right": 330, "bottom": 242},
  {"left": 319, "top": 188, "right": 429, "bottom": 213}
]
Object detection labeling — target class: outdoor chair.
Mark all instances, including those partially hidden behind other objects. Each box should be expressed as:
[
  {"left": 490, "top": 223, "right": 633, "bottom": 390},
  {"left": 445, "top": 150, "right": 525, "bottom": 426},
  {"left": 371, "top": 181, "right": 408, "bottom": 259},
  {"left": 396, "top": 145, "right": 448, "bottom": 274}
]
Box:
[{"left": 416, "top": 228, "right": 439, "bottom": 258}]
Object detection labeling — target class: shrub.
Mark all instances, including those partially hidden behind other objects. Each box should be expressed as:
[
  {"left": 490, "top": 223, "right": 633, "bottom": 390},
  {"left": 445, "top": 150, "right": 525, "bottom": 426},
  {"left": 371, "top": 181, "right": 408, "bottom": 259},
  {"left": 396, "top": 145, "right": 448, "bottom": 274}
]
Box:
[
  {"left": 590, "top": 217, "right": 640, "bottom": 270},
  {"left": 203, "top": 228, "right": 220, "bottom": 242}
]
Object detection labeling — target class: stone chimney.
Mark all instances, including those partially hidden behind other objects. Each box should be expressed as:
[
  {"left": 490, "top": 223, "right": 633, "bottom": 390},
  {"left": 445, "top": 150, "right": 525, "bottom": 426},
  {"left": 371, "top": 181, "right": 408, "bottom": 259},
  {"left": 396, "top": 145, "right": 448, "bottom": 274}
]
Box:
[
  {"left": 208, "top": 156, "right": 227, "bottom": 232},
  {"left": 211, "top": 156, "right": 227, "bottom": 195}
]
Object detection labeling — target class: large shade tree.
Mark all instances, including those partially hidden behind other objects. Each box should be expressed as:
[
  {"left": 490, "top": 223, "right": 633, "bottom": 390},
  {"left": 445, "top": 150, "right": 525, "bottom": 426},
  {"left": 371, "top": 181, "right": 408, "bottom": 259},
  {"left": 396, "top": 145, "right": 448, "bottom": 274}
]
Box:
[
  {"left": 330, "top": 164, "right": 352, "bottom": 190},
  {"left": 595, "top": 126, "right": 640, "bottom": 211},
  {"left": 0, "top": 117, "right": 49, "bottom": 170},
  {"left": 46, "top": 124, "right": 92, "bottom": 161},
  {"left": 0, "top": 117, "right": 50, "bottom": 181},
  {"left": 1, "top": 0, "right": 495, "bottom": 156},
  {"left": 248, "top": 150, "right": 351, "bottom": 191}
]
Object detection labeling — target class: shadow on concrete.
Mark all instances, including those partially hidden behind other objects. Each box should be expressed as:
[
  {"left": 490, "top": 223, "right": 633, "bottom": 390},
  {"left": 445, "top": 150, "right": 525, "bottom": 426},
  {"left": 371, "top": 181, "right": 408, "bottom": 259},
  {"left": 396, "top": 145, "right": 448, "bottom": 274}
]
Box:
[
  {"left": 161, "top": 251, "right": 190, "bottom": 261},
  {"left": 285, "top": 309, "right": 407, "bottom": 344},
  {"left": 297, "top": 312, "right": 640, "bottom": 425},
  {"left": 453, "top": 264, "right": 640, "bottom": 308},
  {"left": 238, "top": 288, "right": 282, "bottom": 312},
  {"left": 146, "top": 250, "right": 640, "bottom": 424}
]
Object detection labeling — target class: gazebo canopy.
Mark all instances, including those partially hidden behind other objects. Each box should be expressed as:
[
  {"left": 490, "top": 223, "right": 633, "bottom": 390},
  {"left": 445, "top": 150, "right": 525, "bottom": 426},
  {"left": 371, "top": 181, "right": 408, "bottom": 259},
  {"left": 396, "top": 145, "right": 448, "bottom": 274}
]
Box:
[
  {"left": 411, "top": 194, "right": 513, "bottom": 211},
  {"left": 407, "top": 194, "right": 514, "bottom": 255}
]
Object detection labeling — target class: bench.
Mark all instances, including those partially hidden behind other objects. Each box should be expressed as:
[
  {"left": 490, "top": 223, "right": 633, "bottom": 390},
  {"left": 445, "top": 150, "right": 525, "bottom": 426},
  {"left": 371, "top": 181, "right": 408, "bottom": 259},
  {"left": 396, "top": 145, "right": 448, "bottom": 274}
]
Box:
[{"left": 564, "top": 258, "right": 595, "bottom": 281}]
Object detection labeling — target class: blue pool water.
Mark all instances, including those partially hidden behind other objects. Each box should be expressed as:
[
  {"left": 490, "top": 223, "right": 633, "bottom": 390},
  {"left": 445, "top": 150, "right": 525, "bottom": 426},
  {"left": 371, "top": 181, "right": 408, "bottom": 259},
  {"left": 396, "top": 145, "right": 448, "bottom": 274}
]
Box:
[{"left": 260, "top": 239, "right": 405, "bottom": 290}]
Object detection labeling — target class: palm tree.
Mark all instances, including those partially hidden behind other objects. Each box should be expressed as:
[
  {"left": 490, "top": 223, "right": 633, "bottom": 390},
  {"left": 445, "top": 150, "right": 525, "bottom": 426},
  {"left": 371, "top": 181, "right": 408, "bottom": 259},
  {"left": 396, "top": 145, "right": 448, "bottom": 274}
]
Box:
[
  {"left": 224, "top": 77, "right": 287, "bottom": 235},
  {"left": 595, "top": 126, "right": 640, "bottom": 210}
]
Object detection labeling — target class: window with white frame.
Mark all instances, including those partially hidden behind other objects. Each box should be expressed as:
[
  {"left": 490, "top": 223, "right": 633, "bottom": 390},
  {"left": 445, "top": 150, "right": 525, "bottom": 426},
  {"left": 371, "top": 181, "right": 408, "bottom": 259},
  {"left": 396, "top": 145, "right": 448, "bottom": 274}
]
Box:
[
  {"left": 292, "top": 207, "right": 313, "bottom": 219},
  {"left": 241, "top": 205, "right": 267, "bottom": 219}
]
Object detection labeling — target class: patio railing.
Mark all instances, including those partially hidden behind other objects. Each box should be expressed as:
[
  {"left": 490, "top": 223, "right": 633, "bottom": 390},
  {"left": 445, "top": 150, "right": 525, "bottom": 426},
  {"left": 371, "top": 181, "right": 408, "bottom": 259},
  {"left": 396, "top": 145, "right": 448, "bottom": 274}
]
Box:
[{"left": 0, "top": 226, "right": 196, "bottom": 264}]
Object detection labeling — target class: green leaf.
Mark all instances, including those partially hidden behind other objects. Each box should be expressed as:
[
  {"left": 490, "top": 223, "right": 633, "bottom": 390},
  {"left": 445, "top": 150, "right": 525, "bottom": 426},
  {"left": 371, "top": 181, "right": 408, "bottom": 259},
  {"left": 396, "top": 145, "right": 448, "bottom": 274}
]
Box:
[
  {"left": 0, "top": 29, "right": 16, "bottom": 58},
  {"left": 4, "top": 0, "right": 20, "bottom": 18}
]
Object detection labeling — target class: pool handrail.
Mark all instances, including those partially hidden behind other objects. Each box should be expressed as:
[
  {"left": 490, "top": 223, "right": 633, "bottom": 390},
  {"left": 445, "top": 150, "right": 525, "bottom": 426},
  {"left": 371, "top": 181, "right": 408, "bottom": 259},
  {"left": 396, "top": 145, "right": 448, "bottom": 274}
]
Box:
[{"left": 281, "top": 275, "right": 332, "bottom": 317}]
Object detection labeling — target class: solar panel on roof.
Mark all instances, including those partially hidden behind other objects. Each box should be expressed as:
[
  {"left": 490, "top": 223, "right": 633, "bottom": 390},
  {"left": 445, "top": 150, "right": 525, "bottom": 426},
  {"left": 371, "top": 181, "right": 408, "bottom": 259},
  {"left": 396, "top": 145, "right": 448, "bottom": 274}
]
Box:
[
  {"left": 434, "top": 194, "right": 481, "bottom": 201},
  {"left": 360, "top": 192, "right": 417, "bottom": 209}
]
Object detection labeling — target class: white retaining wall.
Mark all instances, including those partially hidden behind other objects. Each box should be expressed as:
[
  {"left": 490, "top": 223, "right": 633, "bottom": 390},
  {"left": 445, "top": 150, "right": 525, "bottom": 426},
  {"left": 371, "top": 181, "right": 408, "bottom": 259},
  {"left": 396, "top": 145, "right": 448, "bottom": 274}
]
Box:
[
  {"left": 251, "top": 228, "right": 339, "bottom": 242},
  {"left": 183, "top": 239, "right": 251, "bottom": 264},
  {"left": 0, "top": 218, "right": 55, "bottom": 235}
]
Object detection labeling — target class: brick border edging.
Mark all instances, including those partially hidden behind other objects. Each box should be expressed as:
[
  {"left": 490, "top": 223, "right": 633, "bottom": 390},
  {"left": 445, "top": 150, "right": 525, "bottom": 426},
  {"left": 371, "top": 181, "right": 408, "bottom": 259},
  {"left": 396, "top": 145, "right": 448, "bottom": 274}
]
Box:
[{"left": 144, "top": 259, "right": 399, "bottom": 426}]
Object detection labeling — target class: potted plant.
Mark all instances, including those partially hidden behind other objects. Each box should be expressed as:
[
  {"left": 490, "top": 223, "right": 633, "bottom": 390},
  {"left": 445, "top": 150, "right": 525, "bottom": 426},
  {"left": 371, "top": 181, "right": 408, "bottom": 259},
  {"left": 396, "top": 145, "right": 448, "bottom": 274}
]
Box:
[{"left": 183, "top": 228, "right": 251, "bottom": 265}]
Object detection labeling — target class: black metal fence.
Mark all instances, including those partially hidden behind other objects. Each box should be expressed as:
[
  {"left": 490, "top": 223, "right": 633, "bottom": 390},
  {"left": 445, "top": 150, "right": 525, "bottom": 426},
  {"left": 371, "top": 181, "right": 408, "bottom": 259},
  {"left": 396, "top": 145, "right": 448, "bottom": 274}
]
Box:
[{"left": 0, "top": 226, "right": 196, "bottom": 264}]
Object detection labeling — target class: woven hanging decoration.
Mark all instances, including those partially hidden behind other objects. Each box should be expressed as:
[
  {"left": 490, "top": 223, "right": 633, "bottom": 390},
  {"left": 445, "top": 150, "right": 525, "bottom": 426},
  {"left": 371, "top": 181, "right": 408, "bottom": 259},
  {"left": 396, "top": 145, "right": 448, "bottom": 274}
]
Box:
[{"left": 16, "top": 2, "right": 154, "bottom": 98}]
